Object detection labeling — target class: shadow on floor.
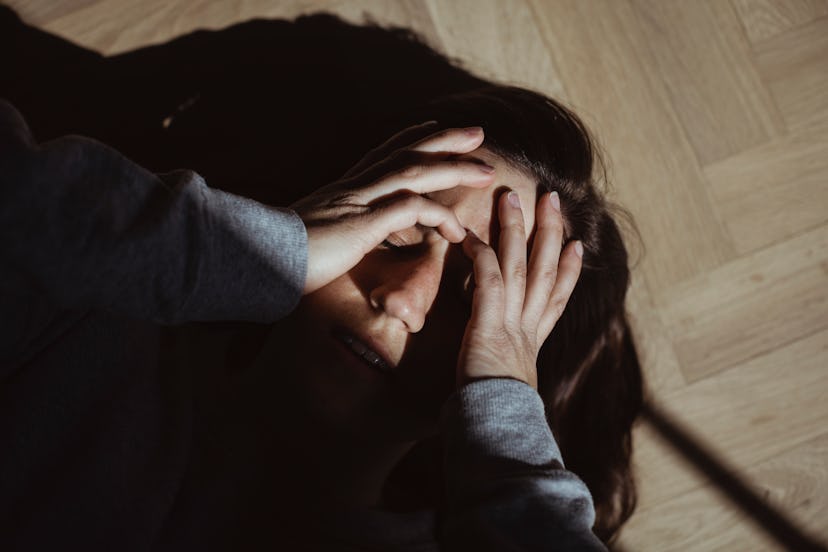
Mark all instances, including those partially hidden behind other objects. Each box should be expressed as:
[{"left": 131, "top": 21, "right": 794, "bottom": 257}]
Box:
[{"left": 641, "top": 401, "right": 826, "bottom": 551}]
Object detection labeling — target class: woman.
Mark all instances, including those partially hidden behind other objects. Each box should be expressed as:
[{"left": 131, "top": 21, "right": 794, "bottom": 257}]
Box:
[
  {"left": 376, "top": 87, "right": 644, "bottom": 543},
  {"left": 0, "top": 77, "right": 640, "bottom": 549}
]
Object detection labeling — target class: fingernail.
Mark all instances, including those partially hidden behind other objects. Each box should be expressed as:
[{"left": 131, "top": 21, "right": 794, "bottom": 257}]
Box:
[
  {"left": 550, "top": 191, "right": 561, "bottom": 212},
  {"left": 507, "top": 191, "right": 521, "bottom": 208},
  {"left": 574, "top": 240, "right": 584, "bottom": 258},
  {"left": 479, "top": 163, "right": 495, "bottom": 174},
  {"left": 464, "top": 126, "right": 483, "bottom": 136}
]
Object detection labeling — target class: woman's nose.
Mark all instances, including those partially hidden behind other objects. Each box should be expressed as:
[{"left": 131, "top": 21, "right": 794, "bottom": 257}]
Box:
[{"left": 369, "top": 258, "right": 442, "bottom": 333}]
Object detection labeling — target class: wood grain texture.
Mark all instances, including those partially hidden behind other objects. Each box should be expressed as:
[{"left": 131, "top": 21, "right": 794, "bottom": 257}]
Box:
[
  {"left": 754, "top": 432, "right": 828, "bottom": 543},
  {"left": 626, "top": 278, "right": 687, "bottom": 394},
  {"left": 632, "top": 0, "right": 785, "bottom": 165},
  {"left": 10, "top": 0, "right": 325, "bottom": 54},
  {"left": 620, "top": 426, "right": 828, "bottom": 550},
  {"left": 705, "top": 115, "right": 828, "bottom": 254},
  {"left": 619, "top": 476, "right": 781, "bottom": 551},
  {"left": 4, "top": 0, "right": 100, "bottom": 25},
  {"left": 328, "top": 0, "right": 444, "bottom": 50},
  {"left": 425, "top": 0, "right": 566, "bottom": 100},
  {"left": 731, "top": 0, "right": 828, "bottom": 43},
  {"left": 527, "top": 0, "right": 736, "bottom": 294},
  {"left": 754, "top": 16, "right": 828, "bottom": 129},
  {"left": 630, "top": 327, "right": 828, "bottom": 509},
  {"left": 656, "top": 224, "right": 828, "bottom": 381}
]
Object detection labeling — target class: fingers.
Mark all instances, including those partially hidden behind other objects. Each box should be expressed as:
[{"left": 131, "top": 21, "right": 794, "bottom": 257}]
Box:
[
  {"left": 498, "top": 191, "right": 527, "bottom": 326},
  {"left": 368, "top": 194, "right": 467, "bottom": 245},
  {"left": 408, "top": 126, "right": 484, "bottom": 154},
  {"left": 361, "top": 158, "right": 494, "bottom": 202},
  {"left": 462, "top": 189, "right": 583, "bottom": 344},
  {"left": 345, "top": 127, "right": 493, "bottom": 201},
  {"left": 342, "top": 121, "right": 439, "bottom": 179},
  {"left": 523, "top": 191, "right": 565, "bottom": 326},
  {"left": 462, "top": 231, "right": 505, "bottom": 329},
  {"left": 345, "top": 125, "right": 484, "bottom": 181},
  {"left": 537, "top": 239, "right": 582, "bottom": 338}
]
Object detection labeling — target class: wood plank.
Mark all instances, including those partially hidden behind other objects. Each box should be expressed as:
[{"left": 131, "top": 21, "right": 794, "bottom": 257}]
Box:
[
  {"left": 626, "top": 278, "right": 687, "bottom": 394},
  {"left": 654, "top": 224, "right": 828, "bottom": 381},
  {"left": 753, "top": 432, "right": 828, "bottom": 543},
  {"left": 425, "top": 0, "right": 566, "bottom": 100},
  {"left": 620, "top": 429, "right": 828, "bottom": 550},
  {"left": 631, "top": 326, "right": 828, "bottom": 509},
  {"left": 5, "top": 0, "right": 102, "bottom": 27},
  {"left": 632, "top": 0, "right": 785, "bottom": 165},
  {"left": 11, "top": 0, "right": 443, "bottom": 62},
  {"left": 731, "top": 0, "right": 828, "bottom": 44},
  {"left": 527, "top": 0, "right": 735, "bottom": 294},
  {"left": 620, "top": 477, "right": 781, "bottom": 551},
  {"left": 30, "top": 0, "right": 324, "bottom": 55},
  {"left": 705, "top": 115, "right": 828, "bottom": 254},
  {"left": 326, "top": 0, "right": 443, "bottom": 52},
  {"left": 754, "top": 16, "right": 828, "bottom": 129}
]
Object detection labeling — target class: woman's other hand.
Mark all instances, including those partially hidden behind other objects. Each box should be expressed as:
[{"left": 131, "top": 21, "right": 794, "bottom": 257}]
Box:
[
  {"left": 457, "top": 190, "right": 583, "bottom": 388},
  {"left": 292, "top": 123, "right": 495, "bottom": 294}
]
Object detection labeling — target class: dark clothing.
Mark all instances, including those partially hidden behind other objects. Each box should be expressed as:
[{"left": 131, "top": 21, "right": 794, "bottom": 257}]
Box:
[{"left": 0, "top": 100, "right": 604, "bottom": 550}]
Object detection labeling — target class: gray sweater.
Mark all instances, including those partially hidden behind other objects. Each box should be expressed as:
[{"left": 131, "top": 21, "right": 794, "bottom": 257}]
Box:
[{"left": 0, "top": 100, "right": 605, "bottom": 551}]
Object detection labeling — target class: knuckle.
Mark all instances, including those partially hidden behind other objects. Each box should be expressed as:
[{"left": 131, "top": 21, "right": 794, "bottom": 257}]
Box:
[
  {"left": 398, "top": 193, "right": 425, "bottom": 211},
  {"left": 503, "top": 218, "right": 525, "bottom": 232},
  {"left": 547, "top": 299, "right": 565, "bottom": 321},
  {"left": 399, "top": 163, "right": 425, "bottom": 179},
  {"left": 479, "top": 245, "right": 499, "bottom": 262},
  {"left": 438, "top": 157, "right": 462, "bottom": 170},
  {"left": 503, "top": 317, "right": 521, "bottom": 333},
  {"left": 479, "top": 270, "right": 503, "bottom": 289},
  {"left": 539, "top": 265, "right": 559, "bottom": 283},
  {"left": 328, "top": 191, "right": 359, "bottom": 208},
  {"left": 510, "top": 262, "right": 528, "bottom": 281}
]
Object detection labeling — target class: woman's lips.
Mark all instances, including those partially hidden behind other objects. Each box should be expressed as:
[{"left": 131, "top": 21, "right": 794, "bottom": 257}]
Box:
[{"left": 332, "top": 329, "right": 395, "bottom": 374}]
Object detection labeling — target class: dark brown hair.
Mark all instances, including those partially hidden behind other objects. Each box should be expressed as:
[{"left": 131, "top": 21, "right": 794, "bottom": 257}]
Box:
[{"left": 385, "top": 86, "right": 644, "bottom": 543}]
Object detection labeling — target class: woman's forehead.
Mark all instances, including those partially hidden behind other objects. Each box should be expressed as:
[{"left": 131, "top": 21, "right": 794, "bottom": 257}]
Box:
[{"left": 428, "top": 149, "right": 538, "bottom": 243}]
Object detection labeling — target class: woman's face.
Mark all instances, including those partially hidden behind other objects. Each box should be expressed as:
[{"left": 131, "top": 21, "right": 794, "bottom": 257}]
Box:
[{"left": 281, "top": 148, "right": 538, "bottom": 443}]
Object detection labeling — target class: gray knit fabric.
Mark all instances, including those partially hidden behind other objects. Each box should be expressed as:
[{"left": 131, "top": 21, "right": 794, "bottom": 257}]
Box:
[
  {"left": 441, "top": 379, "right": 606, "bottom": 550},
  {"left": 1, "top": 99, "right": 306, "bottom": 373}
]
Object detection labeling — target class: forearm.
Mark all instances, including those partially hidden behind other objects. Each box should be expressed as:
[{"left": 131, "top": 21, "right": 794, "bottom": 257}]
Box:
[
  {"left": 440, "top": 378, "right": 606, "bottom": 551},
  {"left": 0, "top": 100, "right": 307, "bottom": 326}
]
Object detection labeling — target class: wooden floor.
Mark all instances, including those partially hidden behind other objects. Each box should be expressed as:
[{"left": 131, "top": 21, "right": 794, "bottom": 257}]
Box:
[{"left": 9, "top": 0, "right": 828, "bottom": 550}]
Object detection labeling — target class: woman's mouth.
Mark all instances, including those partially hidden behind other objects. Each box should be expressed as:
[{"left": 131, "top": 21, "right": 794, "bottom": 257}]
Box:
[{"left": 333, "top": 330, "right": 394, "bottom": 374}]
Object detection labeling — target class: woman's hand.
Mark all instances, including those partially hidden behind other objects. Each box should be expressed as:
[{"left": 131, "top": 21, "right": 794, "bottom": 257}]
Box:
[
  {"left": 457, "top": 190, "right": 583, "bottom": 388},
  {"left": 292, "top": 123, "right": 496, "bottom": 294}
]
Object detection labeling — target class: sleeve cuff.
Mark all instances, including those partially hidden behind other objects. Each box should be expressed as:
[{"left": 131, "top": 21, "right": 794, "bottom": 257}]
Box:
[
  {"left": 179, "top": 181, "right": 308, "bottom": 322},
  {"left": 440, "top": 378, "right": 563, "bottom": 472}
]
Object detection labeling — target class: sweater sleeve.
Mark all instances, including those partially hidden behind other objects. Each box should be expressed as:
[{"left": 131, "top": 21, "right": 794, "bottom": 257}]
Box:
[
  {"left": 440, "top": 378, "right": 607, "bottom": 551},
  {"left": 0, "top": 100, "right": 307, "bottom": 352}
]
